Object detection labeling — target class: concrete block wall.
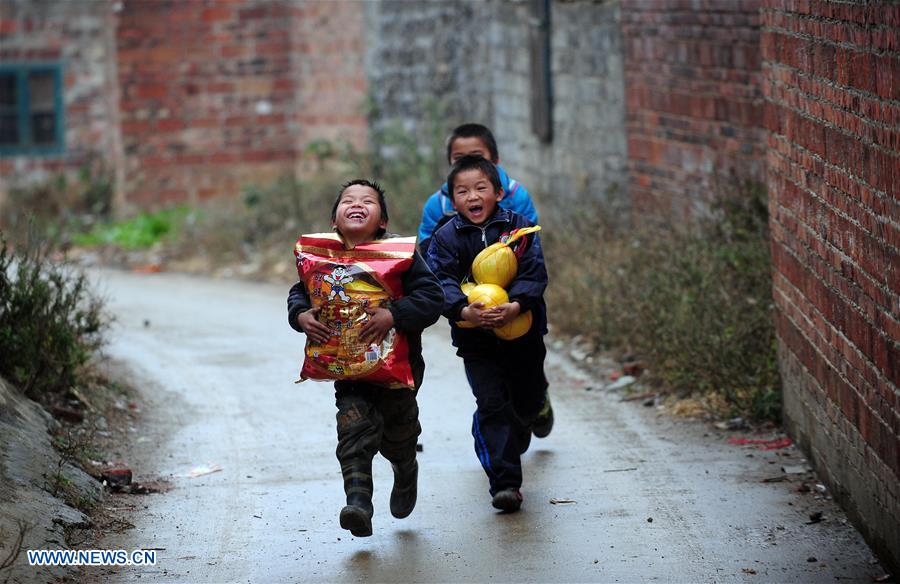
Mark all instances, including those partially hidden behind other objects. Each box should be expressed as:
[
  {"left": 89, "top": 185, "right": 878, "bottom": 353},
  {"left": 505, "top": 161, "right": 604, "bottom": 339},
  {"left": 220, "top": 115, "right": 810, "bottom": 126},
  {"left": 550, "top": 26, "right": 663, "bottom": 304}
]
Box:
[
  {"left": 364, "top": 0, "right": 627, "bottom": 209},
  {"left": 490, "top": 0, "right": 627, "bottom": 206},
  {"left": 622, "top": 0, "right": 766, "bottom": 218},
  {"left": 762, "top": 0, "right": 899, "bottom": 572},
  {"left": 0, "top": 0, "right": 122, "bottom": 192},
  {"left": 363, "top": 0, "right": 494, "bottom": 165}
]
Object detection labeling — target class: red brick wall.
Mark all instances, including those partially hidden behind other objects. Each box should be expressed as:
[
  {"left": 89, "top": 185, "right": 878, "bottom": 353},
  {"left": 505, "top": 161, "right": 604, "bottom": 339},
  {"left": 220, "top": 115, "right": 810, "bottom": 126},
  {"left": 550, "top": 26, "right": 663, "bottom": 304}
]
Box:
[
  {"left": 116, "top": 0, "right": 368, "bottom": 208},
  {"left": 623, "top": 0, "right": 766, "bottom": 218},
  {"left": 763, "top": 0, "right": 899, "bottom": 570},
  {"left": 0, "top": 0, "right": 122, "bottom": 193},
  {"left": 291, "top": 1, "right": 368, "bottom": 156},
  {"left": 117, "top": 0, "right": 295, "bottom": 207}
]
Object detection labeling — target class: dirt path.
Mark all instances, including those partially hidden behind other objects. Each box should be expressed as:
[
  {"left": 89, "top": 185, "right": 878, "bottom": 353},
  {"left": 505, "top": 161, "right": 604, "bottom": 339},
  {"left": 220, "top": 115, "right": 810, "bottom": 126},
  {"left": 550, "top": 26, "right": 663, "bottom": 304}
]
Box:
[{"left": 88, "top": 269, "right": 884, "bottom": 583}]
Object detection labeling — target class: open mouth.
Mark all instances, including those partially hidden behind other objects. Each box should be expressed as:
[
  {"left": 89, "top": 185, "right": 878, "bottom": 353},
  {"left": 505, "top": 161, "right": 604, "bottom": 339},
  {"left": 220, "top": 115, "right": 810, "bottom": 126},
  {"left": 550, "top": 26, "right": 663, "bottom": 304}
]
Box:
[
  {"left": 467, "top": 204, "right": 484, "bottom": 217},
  {"left": 346, "top": 211, "right": 366, "bottom": 221}
]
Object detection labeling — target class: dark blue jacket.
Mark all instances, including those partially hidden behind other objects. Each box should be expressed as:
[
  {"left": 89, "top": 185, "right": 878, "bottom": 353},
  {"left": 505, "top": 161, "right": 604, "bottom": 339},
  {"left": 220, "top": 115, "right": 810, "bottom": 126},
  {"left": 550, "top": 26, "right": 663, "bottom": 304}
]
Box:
[
  {"left": 417, "top": 165, "right": 538, "bottom": 256},
  {"left": 425, "top": 208, "right": 548, "bottom": 348}
]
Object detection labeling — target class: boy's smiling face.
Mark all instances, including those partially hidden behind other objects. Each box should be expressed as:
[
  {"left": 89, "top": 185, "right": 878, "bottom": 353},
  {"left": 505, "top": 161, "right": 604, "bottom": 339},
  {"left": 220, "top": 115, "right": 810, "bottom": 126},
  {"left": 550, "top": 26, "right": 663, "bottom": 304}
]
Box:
[
  {"left": 451, "top": 168, "right": 504, "bottom": 225},
  {"left": 333, "top": 184, "right": 386, "bottom": 244},
  {"left": 449, "top": 136, "right": 497, "bottom": 164}
]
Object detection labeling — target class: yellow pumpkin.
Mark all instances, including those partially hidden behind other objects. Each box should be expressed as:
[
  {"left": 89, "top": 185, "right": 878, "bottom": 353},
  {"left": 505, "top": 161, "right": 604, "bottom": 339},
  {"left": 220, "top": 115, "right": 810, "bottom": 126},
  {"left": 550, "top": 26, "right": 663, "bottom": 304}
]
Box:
[
  {"left": 471, "top": 225, "right": 542, "bottom": 287},
  {"left": 494, "top": 310, "right": 533, "bottom": 340},
  {"left": 455, "top": 282, "right": 479, "bottom": 327},
  {"left": 467, "top": 283, "right": 509, "bottom": 309},
  {"left": 472, "top": 242, "right": 518, "bottom": 288}
]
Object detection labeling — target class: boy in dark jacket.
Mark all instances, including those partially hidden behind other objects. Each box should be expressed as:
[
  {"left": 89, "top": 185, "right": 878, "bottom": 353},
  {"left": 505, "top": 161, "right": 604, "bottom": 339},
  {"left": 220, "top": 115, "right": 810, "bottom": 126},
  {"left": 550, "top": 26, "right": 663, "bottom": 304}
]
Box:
[
  {"left": 425, "top": 156, "right": 553, "bottom": 513},
  {"left": 417, "top": 123, "right": 538, "bottom": 255},
  {"left": 287, "top": 179, "right": 443, "bottom": 536}
]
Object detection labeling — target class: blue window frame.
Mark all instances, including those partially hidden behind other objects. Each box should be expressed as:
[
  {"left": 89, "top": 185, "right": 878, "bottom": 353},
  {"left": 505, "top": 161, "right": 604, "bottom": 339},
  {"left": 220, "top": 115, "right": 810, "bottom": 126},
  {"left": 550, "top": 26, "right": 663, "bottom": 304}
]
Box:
[{"left": 0, "top": 63, "right": 65, "bottom": 156}]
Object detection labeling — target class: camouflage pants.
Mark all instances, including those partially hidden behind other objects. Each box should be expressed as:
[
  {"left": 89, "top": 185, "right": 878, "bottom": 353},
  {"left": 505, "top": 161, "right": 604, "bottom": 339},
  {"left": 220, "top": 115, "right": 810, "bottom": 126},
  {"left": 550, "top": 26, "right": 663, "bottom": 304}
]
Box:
[{"left": 334, "top": 381, "right": 420, "bottom": 502}]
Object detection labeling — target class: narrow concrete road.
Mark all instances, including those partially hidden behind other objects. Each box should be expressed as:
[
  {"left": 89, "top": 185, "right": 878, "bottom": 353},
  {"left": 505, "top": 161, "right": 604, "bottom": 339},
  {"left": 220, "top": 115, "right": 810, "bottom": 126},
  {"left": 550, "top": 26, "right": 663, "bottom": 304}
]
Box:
[{"left": 90, "top": 269, "right": 883, "bottom": 583}]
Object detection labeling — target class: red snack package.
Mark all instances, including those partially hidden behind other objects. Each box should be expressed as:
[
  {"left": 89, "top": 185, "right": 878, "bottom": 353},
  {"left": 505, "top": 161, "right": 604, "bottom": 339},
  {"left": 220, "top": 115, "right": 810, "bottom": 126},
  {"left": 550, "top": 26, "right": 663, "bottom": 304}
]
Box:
[{"left": 294, "top": 233, "right": 418, "bottom": 389}]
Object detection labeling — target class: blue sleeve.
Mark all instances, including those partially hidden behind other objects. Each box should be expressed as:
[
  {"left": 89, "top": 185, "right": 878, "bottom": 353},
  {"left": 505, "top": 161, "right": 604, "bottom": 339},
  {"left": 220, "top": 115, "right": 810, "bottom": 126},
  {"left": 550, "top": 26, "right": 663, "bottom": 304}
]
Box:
[
  {"left": 418, "top": 192, "right": 446, "bottom": 244},
  {"left": 508, "top": 182, "right": 538, "bottom": 224}
]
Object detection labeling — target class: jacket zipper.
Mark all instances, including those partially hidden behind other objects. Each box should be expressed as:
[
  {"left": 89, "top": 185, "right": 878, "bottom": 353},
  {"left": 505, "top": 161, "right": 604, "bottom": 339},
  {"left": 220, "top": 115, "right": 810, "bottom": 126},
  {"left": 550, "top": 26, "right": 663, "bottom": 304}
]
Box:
[{"left": 457, "top": 214, "right": 508, "bottom": 249}]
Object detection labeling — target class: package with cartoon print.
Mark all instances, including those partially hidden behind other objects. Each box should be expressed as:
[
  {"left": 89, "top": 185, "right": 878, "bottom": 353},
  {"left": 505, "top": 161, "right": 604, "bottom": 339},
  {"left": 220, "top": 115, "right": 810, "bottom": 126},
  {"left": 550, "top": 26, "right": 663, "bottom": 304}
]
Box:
[{"left": 294, "top": 232, "right": 418, "bottom": 389}]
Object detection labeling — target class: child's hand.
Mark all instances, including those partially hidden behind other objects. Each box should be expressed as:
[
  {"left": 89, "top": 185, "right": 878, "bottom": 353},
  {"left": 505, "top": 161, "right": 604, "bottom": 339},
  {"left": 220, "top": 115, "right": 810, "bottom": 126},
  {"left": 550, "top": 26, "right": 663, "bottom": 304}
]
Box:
[
  {"left": 360, "top": 307, "right": 394, "bottom": 346},
  {"left": 483, "top": 301, "right": 521, "bottom": 327},
  {"left": 461, "top": 302, "right": 496, "bottom": 328},
  {"left": 297, "top": 308, "right": 331, "bottom": 344}
]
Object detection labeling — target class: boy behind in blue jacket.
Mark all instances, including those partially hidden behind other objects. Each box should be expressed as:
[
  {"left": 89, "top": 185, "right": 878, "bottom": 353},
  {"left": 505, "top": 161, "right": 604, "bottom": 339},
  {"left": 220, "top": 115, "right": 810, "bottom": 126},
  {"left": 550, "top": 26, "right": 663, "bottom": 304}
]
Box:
[
  {"left": 417, "top": 123, "right": 538, "bottom": 255},
  {"left": 426, "top": 156, "right": 553, "bottom": 513}
]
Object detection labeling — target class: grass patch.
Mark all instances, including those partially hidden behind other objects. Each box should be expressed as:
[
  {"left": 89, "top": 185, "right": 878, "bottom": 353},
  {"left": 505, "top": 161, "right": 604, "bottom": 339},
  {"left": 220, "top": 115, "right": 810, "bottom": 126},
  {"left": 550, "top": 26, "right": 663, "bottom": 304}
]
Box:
[
  {"left": 543, "top": 183, "right": 781, "bottom": 422},
  {"left": 73, "top": 207, "right": 189, "bottom": 250}
]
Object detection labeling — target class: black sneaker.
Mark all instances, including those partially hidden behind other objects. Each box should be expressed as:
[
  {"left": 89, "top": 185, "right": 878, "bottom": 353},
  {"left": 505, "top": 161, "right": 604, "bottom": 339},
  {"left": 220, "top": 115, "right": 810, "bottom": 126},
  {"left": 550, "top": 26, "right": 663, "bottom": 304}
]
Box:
[
  {"left": 339, "top": 493, "right": 373, "bottom": 537},
  {"left": 491, "top": 488, "right": 523, "bottom": 513},
  {"left": 389, "top": 460, "right": 418, "bottom": 519},
  {"left": 532, "top": 395, "right": 554, "bottom": 438}
]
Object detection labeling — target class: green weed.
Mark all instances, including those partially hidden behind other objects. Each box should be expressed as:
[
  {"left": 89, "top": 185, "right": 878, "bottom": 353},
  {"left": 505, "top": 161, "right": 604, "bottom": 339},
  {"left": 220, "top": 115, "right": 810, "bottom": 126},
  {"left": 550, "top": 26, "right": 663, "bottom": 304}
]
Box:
[{"left": 73, "top": 207, "right": 188, "bottom": 250}]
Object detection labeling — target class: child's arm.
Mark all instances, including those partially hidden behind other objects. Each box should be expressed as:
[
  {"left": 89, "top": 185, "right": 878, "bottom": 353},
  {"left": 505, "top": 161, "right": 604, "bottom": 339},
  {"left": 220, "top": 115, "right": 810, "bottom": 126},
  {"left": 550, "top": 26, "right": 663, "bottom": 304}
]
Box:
[
  {"left": 425, "top": 235, "right": 470, "bottom": 323},
  {"left": 391, "top": 250, "right": 444, "bottom": 331},
  {"left": 504, "top": 229, "right": 548, "bottom": 314},
  {"left": 417, "top": 191, "right": 446, "bottom": 254},
  {"left": 359, "top": 250, "right": 443, "bottom": 345},
  {"left": 287, "top": 280, "right": 331, "bottom": 343}
]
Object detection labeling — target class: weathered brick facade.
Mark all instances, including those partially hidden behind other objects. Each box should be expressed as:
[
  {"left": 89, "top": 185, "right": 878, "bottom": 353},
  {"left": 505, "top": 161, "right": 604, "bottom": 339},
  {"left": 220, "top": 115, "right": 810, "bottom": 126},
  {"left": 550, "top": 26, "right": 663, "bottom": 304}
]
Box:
[
  {"left": 762, "top": 1, "right": 899, "bottom": 571},
  {"left": 0, "top": 0, "right": 368, "bottom": 210},
  {"left": 116, "top": 0, "right": 367, "bottom": 208},
  {"left": 622, "top": 0, "right": 766, "bottom": 218},
  {"left": 0, "top": 0, "right": 123, "bottom": 194}
]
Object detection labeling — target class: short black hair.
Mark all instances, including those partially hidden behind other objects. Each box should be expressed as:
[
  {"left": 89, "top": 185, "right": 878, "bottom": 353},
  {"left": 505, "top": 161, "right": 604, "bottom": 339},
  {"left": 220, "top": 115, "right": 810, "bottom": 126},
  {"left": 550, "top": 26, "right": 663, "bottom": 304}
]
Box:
[
  {"left": 446, "top": 123, "right": 499, "bottom": 164},
  {"left": 332, "top": 179, "right": 389, "bottom": 238},
  {"left": 446, "top": 155, "right": 502, "bottom": 197}
]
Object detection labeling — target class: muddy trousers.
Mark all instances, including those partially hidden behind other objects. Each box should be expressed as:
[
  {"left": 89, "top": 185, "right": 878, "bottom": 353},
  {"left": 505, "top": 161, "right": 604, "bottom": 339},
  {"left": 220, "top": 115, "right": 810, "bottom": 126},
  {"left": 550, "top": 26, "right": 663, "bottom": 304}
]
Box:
[
  {"left": 460, "top": 332, "right": 549, "bottom": 496},
  {"left": 334, "top": 381, "right": 421, "bottom": 507}
]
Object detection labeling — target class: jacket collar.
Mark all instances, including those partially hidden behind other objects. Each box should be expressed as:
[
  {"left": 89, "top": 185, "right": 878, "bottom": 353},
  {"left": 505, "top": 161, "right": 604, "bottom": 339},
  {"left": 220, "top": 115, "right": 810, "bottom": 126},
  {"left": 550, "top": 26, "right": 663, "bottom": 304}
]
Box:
[{"left": 451, "top": 207, "right": 513, "bottom": 230}]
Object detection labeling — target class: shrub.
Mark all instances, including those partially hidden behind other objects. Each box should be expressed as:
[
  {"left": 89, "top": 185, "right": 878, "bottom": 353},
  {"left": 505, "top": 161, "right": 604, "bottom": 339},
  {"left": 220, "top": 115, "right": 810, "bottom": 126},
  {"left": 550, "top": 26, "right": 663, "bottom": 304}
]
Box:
[
  {"left": 0, "top": 234, "right": 106, "bottom": 400},
  {"left": 542, "top": 183, "right": 781, "bottom": 421}
]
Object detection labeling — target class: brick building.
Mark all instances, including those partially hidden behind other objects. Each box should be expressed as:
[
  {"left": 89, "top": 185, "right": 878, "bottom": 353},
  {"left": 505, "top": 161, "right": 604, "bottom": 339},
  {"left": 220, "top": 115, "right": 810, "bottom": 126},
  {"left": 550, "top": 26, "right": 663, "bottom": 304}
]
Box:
[
  {"left": 0, "top": 0, "right": 368, "bottom": 210},
  {"left": 762, "top": 1, "right": 899, "bottom": 568},
  {"left": 616, "top": 0, "right": 897, "bottom": 569}
]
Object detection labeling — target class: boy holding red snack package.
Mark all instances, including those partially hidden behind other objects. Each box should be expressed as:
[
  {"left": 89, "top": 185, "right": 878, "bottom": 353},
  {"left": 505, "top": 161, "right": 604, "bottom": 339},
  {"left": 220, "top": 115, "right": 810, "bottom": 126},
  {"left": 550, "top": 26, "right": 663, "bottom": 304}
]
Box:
[
  {"left": 426, "top": 156, "right": 553, "bottom": 514},
  {"left": 287, "top": 180, "right": 443, "bottom": 537}
]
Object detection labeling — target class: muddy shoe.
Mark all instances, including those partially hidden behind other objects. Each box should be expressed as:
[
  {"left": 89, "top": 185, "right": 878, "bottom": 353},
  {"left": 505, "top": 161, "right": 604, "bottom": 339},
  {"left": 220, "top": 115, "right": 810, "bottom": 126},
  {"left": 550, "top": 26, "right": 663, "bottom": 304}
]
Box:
[
  {"left": 532, "top": 395, "right": 554, "bottom": 438},
  {"left": 339, "top": 493, "right": 373, "bottom": 537},
  {"left": 491, "top": 488, "right": 523, "bottom": 513},
  {"left": 390, "top": 460, "right": 418, "bottom": 519}
]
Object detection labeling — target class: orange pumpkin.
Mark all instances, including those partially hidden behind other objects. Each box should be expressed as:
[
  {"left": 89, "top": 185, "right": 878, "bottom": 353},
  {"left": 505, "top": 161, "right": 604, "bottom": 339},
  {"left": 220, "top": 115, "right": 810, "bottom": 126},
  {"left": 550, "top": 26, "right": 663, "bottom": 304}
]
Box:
[{"left": 494, "top": 310, "right": 533, "bottom": 340}]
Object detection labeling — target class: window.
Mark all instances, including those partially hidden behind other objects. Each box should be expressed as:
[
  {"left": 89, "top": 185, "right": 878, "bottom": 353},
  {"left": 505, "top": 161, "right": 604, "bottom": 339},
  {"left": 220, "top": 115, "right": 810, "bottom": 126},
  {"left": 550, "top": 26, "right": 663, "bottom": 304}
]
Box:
[{"left": 0, "top": 64, "right": 64, "bottom": 156}]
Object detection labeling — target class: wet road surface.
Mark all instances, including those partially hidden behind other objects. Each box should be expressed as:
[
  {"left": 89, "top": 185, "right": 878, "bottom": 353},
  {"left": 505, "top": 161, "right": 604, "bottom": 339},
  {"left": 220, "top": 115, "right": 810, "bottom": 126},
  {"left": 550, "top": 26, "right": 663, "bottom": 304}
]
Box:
[{"left": 90, "top": 269, "right": 884, "bottom": 582}]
